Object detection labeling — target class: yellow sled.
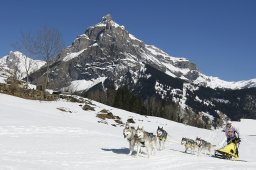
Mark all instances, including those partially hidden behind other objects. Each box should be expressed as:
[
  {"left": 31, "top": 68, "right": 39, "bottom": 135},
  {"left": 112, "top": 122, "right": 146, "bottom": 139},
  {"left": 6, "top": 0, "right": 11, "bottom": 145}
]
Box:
[{"left": 214, "top": 138, "right": 240, "bottom": 160}]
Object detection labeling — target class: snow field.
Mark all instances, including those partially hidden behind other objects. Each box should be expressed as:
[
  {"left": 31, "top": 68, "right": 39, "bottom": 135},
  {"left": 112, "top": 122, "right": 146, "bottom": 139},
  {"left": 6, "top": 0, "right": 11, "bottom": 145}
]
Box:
[{"left": 0, "top": 93, "right": 255, "bottom": 170}]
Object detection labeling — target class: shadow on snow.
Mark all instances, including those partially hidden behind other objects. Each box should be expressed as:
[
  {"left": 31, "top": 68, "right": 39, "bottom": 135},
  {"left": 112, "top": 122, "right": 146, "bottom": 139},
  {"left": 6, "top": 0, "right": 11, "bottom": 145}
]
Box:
[
  {"left": 101, "top": 147, "right": 130, "bottom": 155},
  {"left": 169, "top": 148, "right": 195, "bottom": 155}
]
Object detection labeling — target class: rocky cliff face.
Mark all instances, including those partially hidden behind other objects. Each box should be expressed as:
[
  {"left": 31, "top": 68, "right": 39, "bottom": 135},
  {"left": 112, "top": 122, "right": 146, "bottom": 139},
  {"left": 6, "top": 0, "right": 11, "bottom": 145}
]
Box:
[
  {"left": 30, "top": 14, "right": 200, "bottom": 89},
  {"left": 29, "top": 15, "right": 256, "bottom": 127}
]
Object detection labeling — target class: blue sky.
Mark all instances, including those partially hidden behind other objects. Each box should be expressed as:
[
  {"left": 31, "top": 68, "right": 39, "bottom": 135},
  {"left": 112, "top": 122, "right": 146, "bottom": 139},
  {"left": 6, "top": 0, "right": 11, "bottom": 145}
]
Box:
[{"left": 0, "top": 0, "right": 255, "bottom": 81}]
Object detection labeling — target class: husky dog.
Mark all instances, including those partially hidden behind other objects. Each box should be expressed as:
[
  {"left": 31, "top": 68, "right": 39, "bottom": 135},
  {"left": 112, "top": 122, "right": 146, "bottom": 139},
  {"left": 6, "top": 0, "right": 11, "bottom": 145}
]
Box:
[
  {"left": 123, "top": 123, "right": 137, "bottom": 155},
  {"left": 156, "top": 126, "right": 168, "bottom": 150},
  {"left": 135, "top": 127, "right": 157, "bottom": 158},
  {"left": 181, "top": 137, "right": 198, "bottom": 153},
  {"left": 195, "top": 137, "right": 216, "bottom": 155}
]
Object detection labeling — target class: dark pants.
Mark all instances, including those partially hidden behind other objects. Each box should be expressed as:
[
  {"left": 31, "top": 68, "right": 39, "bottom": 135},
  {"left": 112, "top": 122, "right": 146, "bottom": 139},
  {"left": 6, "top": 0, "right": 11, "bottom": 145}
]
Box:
[{"left": 227, "top": 137, "right": 234, "bottom": 144}]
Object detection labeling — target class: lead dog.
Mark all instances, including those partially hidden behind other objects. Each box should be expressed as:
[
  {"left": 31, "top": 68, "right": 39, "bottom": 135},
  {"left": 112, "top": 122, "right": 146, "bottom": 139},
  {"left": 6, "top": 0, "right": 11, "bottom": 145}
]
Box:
[
  {"left": 123, "top": 123, "right": 137, "bottom": 155},
  {"left": 156, "top": 126, "right": 168, "bottom": 150},
  {"left": 135, "top": 127, "right": 157, "bottom": 158}
]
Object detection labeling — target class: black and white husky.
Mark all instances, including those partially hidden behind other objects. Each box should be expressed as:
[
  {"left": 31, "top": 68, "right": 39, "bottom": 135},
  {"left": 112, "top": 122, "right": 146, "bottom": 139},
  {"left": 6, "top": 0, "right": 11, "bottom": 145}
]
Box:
[
  {"left": 156, "top": 126, "right": 168, "bottom": 150},
  {"left": 135, "top": 127, "right": 157, "bottom": 158},
  {"left": 123, "top": 123, "right": 137, "bottom": 155}
]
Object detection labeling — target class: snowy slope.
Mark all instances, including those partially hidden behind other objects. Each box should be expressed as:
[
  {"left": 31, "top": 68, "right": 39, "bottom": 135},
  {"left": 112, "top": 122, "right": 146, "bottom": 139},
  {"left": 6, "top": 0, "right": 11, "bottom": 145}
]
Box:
[
  {"left": 194, "top": 72, "right": 256, "bottom": 89},
  {"left": 0, "top": 93, "right": 255, "bottom": 170},
  {"left": 61, "top": 77, "right": 107, "bottom": 93},
  {"left": 0, "top": 51, "right": 45, "bottom": 81}
]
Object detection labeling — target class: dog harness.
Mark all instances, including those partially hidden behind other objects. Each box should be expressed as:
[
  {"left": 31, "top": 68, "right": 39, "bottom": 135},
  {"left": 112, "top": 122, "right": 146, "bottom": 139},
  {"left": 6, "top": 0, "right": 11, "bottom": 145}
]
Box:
[
  {"left": 158, "top": 136, "right": 166, "bottom": 141},
  {"left": 157, "top": 129, "right": 167, "bottom": 141},
  {"left": 197, "top": 140, "right": 203, "bottom": 147}
]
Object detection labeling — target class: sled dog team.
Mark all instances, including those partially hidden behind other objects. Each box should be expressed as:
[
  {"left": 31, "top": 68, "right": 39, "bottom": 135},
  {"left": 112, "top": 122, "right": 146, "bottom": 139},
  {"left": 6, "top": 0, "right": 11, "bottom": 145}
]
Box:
[
  {"left": 123, "top": 123, "right": 216, "bottom": 158},
  {"left": 181, "top": 137, "right": 216, "bottom": 155},
  {"left": 123, "top": 123, "right": 167, "bottom": 158}
]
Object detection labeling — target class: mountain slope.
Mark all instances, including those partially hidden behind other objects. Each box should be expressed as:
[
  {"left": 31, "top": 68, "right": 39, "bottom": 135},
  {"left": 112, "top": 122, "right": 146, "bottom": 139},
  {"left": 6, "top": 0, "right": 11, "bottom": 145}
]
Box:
[
  {"left": 0, "top": 93, "right": 255, "bottom": 169},
  {"left": 30, "top": 14, "right": 256, "bottom": 91},
  {"left": 28, "top": 14, "right": 256, "bottom": 125}
]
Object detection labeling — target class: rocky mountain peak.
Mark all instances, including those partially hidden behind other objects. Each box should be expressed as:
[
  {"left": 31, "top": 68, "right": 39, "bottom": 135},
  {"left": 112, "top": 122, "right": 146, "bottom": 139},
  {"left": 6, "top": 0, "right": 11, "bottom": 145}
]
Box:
[
  {"left": 53, "top": 15, "right": 203, "bottom": 87},
  {"left": 33, "top": 15, "right": 256, "bottom": 92},
  {"left": 101, "top": 14, "right": 113, "bottom": 23},
  {"left": 5, "top": 51, "right": 25, "bottom": 67},
  {"left": 0, "top": 51, "right": 46, "bottom": 80},
  {"left": 26, "top": 15, "right": 256, "bottom": 125},
  {"left": 8, "top": 51, "right": 23, "bottom": 59},
  {"left": 99, "top": 14, "right": 122, "bottom": 29},
  {"left": 68, "top": 14, "right": 124, "bottom": 53}
]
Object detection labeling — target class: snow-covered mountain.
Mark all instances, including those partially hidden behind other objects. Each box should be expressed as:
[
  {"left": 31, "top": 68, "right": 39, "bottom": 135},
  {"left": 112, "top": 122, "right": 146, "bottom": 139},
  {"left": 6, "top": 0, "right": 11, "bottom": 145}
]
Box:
[
  {"left": 0, "top": 51, "right": 45, "bottom": 82},
  {"left": 194, "top": 73, "right": 256, "bottom": 89},
  {"left": 28, "top": 14, "right": 256, "bottom": 125},
  {"left": 29, "top": 14, "right": 255, "bottom": 90},
  {"left": 0, "top": 93, "right": 255, "bottom": 169}
]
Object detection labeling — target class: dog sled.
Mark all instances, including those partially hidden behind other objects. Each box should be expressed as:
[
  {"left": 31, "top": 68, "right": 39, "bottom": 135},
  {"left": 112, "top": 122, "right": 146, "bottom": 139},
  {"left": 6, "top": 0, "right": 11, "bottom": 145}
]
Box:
[{"left": 214, "top": 138, "right": 241, "bottom": 160}]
